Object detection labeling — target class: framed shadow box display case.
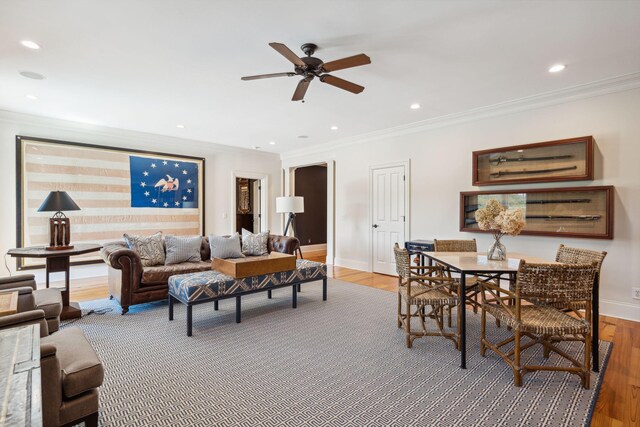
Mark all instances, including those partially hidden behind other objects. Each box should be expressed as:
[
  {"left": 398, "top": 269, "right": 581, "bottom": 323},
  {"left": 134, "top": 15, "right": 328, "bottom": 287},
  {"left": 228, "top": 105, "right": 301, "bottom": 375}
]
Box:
[
  {"left": 460, "top": 186, "right": 614, "bottom": 239},
  {"left": 473, "top": 136, "right": 594, "bottom": 186}
]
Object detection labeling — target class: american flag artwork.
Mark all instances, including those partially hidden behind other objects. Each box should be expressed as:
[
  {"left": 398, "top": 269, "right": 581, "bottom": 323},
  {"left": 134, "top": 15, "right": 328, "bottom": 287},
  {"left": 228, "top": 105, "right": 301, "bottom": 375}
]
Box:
[
  {"left": 18, "top": 138, "right": 203, "bottom": 268},
  {"left": 129, "top": 155, "right": 199, "bottom": 208}
]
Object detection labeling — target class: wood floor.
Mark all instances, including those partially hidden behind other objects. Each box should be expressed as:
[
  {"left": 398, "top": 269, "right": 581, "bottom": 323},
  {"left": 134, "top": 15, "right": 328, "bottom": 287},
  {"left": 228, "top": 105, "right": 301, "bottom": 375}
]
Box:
[{"left": 58, "top": 252, "right": 637, "bottom": 426}]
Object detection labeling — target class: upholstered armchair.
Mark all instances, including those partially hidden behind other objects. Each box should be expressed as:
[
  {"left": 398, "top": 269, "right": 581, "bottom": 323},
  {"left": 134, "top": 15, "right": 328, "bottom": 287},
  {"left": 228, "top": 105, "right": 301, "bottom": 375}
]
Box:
[
  {"left": 0, "top": 310, "right": 104, "bottom": 427},
  {"left": 0, "top": 274, "right": 63, "bottom": 333}
]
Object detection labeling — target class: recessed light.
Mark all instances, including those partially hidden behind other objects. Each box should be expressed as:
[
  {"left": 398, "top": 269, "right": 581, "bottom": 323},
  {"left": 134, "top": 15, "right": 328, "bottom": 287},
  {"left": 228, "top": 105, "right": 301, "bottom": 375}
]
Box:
[
  {"left": 20, "top": 40, "right": 40, "bottom": 50},
  {"left": 176, "top": 124, "right": 185, "bottom": 129},
  {"left": 330, "top": 125, "right": 338, "bottom": 131},
  {"left": 269, "top": 141, "right": 276, "bottom": 145},
  {"left": 548, "top": 64, "right": 566, "bottom": 73},
  {"left": 26, "top": 94, "right": 38, "bottom": 100},
  {"left": 19, "top": 71, "right": 45, "bottom": 80},
  {"left": 410, "top": 103, "right": 421, "bottom": 110}
]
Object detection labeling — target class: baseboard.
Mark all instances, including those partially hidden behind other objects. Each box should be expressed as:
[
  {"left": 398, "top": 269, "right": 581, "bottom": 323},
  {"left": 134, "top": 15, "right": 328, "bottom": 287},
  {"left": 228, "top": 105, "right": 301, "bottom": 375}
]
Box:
[
  {"left": 600, "top": 299, "right": 640, "bottom": 322},
  {"left": 333, "top": 257, "right": 370, "bottom": 272}
]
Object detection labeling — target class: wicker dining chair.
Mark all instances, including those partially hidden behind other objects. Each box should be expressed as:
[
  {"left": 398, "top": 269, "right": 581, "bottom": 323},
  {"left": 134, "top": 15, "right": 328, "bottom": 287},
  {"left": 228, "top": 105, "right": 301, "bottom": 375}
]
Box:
[
  {"left": 508, "top": 245, "right": 607, "bottom": 363},
  {"left": 481, "top": 260, "right": 598, "bottom": 388},
  {"left": 393, "top": 243, "right": 459, "bottom": 349},
  {"left": 433, "top": 239, "right": 483, "bottom": 326}
]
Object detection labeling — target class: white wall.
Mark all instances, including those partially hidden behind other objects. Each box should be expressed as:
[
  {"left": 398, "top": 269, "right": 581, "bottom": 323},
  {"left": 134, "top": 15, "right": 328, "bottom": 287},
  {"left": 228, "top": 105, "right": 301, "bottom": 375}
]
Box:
[
  {"left": 282, "top": 87, "right": 640, "bottom": 321},
  {"left": 0, "top": 110, "right": 282, "bottom": 282}
]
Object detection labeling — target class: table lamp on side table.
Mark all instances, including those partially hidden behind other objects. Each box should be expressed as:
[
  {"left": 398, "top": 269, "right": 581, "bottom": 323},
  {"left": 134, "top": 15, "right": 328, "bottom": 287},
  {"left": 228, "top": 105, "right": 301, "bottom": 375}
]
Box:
[
  {"left": 38, "top": 191, "right": 80, "bottom": 250},
  {"left": 275, "top": 196, "right": 304, "bottom": 258}
]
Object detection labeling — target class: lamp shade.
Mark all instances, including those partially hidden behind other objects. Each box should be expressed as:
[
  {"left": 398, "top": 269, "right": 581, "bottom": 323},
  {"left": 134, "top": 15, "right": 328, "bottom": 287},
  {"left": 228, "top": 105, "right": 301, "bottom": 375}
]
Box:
[
  {"left": 276, "top": 196, "right": 304, "bottom": 214},
  {"left": 38, "top": 191, "right": 81, "bottom": 212}
]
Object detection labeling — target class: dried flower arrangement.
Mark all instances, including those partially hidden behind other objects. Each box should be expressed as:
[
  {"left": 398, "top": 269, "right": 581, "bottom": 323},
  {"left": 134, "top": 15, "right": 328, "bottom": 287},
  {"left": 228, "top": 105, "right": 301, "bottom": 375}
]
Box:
[{"left": 474, "top": 199, "right": 525, "bottom": 260}]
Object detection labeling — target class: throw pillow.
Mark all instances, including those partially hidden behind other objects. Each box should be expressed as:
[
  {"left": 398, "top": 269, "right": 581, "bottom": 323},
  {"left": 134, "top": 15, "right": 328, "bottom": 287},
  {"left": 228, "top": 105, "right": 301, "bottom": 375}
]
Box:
[
  {"left": 165, "top": 235, "right": 202, "bottom": 265},
  {"left": 209, "top": 233, "right": 245, "bottom": 259},
  {"left": 241, "top": 228, "right": 269, "bottom": 256},
  {"left": 123, "top": 231, "right": 165, "bottom": 266}
]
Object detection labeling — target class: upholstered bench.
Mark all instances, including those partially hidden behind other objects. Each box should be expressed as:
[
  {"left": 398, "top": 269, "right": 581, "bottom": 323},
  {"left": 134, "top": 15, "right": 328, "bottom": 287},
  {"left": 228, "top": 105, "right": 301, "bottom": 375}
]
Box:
[{"left": 168, "top": 259, "right": 327, "bottom": 336}]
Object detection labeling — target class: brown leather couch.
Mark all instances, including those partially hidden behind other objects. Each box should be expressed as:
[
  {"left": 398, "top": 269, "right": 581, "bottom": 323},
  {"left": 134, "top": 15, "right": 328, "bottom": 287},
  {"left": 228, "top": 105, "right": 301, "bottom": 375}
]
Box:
[{"left": 100, "top": 235, "right": 300, "bottom": 314}]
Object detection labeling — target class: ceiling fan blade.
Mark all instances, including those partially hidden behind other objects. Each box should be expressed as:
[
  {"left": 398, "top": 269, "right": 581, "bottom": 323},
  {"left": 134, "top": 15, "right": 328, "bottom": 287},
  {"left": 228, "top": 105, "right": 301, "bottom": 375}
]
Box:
[
  {"left": 241, "top": 72, "right": 296, "bottom": 81},
  {"left": 269, "top": 42, "right": 305, "bottom": 67},
  {"left": 320, "top": 75, "right": 364, "bottom": 94},
  {"left": 322, "top": 53, "right": 371, "bottom": 72},
  {"left": 292, "top": 78, "right": 311, "bottom": 101}
]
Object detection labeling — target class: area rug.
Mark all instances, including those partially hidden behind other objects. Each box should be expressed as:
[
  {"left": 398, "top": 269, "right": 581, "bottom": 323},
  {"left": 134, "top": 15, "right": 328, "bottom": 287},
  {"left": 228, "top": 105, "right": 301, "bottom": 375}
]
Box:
[{"left": 65, "top": 279, "right": 611, "bottom": 426}]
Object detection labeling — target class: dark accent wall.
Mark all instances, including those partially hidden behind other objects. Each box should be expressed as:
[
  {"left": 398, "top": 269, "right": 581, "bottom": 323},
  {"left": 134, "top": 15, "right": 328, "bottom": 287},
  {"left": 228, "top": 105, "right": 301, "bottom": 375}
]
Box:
[{"left": 294, "top": 165, "right": 327, "bottom": 245}]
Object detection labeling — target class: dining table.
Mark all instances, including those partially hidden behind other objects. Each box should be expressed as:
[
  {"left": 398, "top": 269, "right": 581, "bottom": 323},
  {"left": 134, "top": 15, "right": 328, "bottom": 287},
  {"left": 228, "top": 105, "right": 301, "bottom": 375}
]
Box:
[{"left": 420, "top": 251, "right": 561, "bottom": 370}]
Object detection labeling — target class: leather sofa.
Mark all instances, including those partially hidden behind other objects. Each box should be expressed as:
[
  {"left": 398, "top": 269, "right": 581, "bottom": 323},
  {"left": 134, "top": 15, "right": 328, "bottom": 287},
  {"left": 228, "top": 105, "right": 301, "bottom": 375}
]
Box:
[{"left": 100, "top": 234, "right": 300, "bottom": 314}]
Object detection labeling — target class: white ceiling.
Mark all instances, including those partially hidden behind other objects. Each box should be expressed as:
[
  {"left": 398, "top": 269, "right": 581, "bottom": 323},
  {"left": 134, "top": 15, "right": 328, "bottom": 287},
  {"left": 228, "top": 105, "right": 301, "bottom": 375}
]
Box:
[{"left": 1, "top": 1, "right": 639, "bottom": 154}]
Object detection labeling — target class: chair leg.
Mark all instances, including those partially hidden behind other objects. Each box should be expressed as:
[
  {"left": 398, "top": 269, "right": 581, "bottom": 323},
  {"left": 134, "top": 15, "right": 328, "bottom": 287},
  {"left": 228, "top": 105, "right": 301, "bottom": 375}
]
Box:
[
  {"left": 447, "top": 305, "right": 452, "bottom": 328},
  {"left": 405, "top": 301, "right": 412, "bottom": 348},
  {"left": 480, "top": 305, "right": 486, "bottom": 357},
  {"left": 583, "top": 333, "right": 592, "bottom": 389},
  {"left": 514, "top": 330, "right": 522, "bottom": 387},
  {"left": 543, "top": 334, "right": 551, "bottom": 358},
  {"left": 61, "top": 411, "right": 99, "bottom": 427},
  {"left": 397, "top": 293, "right": 402, "bottom": 328}
]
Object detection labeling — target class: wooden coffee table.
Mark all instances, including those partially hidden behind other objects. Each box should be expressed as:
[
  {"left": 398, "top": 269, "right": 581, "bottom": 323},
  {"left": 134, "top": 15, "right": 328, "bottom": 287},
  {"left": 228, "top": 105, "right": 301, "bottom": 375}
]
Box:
[
  {"left": 8, "top": 244, "right": 102, "bottom": 320},
  {"left": 0, "top": 291, "right": 18, "bottom": 317}
]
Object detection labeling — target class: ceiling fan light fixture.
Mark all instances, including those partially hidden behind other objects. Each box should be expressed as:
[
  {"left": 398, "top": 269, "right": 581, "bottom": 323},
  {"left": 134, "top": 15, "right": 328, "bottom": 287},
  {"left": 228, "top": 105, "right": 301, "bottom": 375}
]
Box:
[
  {"left": 410, "top": 103, "right": 421, "bottom": 110},
  {"left": 330, "top": 125, "right": 338, "bottom": 130}
]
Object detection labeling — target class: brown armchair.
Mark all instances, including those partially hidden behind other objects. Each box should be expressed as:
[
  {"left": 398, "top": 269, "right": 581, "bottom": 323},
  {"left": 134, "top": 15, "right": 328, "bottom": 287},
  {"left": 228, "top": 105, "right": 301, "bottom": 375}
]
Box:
[
  {"left": 0, "top": 274, "right": 62, "bottom": 333},
  {"left": 0, "top": 310, "right": 104, "bottom": 427}
]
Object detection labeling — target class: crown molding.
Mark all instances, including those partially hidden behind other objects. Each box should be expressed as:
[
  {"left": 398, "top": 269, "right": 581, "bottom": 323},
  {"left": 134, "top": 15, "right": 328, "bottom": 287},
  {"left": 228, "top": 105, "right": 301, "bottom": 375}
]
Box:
[
  {"left": 0, "top": 109, "right": 279, "bottom": 158},
  {"left": 280, "top": 72, "right": 640, "bottom": 161}
]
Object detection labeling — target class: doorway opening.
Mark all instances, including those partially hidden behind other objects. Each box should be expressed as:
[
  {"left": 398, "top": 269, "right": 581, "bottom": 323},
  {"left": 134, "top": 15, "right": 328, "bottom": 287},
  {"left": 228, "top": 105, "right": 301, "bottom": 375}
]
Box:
[
  {"left": 292, "top": 163, "right": 328, "bottom": 260},
  {"left": 235, "top": 177, "right": 262, "bottom": 234}
]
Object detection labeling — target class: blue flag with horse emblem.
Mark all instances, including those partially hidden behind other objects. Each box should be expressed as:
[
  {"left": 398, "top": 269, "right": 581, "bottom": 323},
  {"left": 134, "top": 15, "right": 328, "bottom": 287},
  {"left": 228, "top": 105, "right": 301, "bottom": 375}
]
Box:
[{"left": 129, "top": 155, "right": 199, "bottom": 208}]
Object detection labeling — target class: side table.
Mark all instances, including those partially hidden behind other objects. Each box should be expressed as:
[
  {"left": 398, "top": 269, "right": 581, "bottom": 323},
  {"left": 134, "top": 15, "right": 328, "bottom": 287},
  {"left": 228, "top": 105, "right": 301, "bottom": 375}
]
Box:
[{"left": 8, "top": 244, "right": 102, "bottom": 320}]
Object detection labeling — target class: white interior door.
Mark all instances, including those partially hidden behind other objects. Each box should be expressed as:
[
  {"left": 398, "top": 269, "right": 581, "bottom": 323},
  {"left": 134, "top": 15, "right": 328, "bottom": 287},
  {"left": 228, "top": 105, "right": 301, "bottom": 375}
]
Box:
[{"left": 371, "top": 164, "right": 406, "bottom": 275}]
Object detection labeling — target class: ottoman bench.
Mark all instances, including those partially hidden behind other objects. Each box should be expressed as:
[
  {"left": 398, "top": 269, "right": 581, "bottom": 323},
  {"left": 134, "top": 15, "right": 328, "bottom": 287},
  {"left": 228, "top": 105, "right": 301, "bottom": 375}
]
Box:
[{"left": 168, "top": 259, "right": 327, "bottom": 336}]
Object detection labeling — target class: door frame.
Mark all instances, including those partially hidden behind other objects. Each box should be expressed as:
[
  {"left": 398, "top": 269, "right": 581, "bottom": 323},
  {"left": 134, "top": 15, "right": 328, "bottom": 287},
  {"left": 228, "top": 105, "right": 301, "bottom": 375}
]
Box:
[
  {"left": 231, "top": 171, "right": 269, "bottom": 234},
  {"left": 369, "top": 160, "right": 411, "bottom": 273},
  {"left": 282, "top": 159, "right": 335, "bottom": 266}
]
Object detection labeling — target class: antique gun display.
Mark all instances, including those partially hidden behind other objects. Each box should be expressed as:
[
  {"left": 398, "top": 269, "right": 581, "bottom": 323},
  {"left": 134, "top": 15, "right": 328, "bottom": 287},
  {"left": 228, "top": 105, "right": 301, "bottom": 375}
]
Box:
[
  {"left": 465, "top": 214, "right": 601, "bottom": 225},
  {"left": 464, "top": 198, "right": 591, "bottom": 213},
  {"left": 489, "top": 154, "right": 572, "bottom": 166},
  {"left": 490, "top": 165, "right": 577, "bottom": 177}
]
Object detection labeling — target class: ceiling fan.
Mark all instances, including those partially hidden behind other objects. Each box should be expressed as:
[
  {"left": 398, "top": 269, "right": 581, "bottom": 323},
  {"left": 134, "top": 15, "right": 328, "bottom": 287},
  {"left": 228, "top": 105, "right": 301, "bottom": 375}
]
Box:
[{"left": 241, "top": 42, "right": 371, "bottom": 102}]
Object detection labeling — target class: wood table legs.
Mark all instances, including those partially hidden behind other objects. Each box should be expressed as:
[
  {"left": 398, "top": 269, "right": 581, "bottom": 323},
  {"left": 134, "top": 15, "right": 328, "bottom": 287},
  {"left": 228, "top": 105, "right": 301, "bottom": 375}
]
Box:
[
  {"left": 45, "top": 256, "right": 81, "bottom": 320},
  {"left": 460, "top": 273, "right": 467, "bottom": 369}
]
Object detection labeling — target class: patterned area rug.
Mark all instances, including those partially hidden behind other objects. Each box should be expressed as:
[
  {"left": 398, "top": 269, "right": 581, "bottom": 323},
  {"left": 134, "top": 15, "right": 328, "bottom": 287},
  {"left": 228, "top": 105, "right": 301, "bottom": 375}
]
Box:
[{"left": 66, "top": 279, "right": 611, "bottom": 426}]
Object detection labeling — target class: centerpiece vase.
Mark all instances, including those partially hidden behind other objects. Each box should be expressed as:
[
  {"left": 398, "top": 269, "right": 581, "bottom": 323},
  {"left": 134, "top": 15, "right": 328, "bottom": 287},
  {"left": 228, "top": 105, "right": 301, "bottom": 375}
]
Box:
[{"left": 487, "top": 234, "right": 506, "bottom": 261}]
